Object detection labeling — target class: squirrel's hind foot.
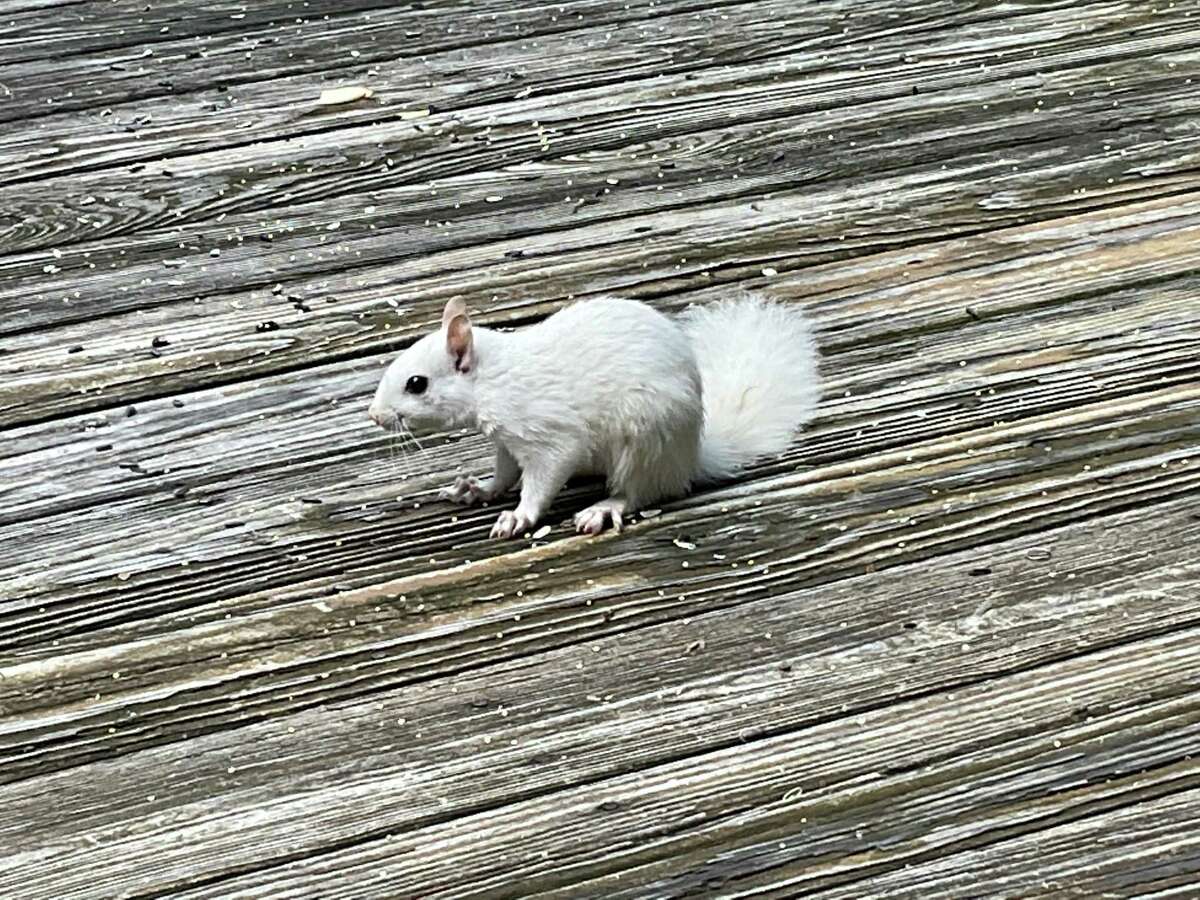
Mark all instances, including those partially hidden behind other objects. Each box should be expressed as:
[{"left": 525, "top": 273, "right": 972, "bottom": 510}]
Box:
[{"left": 574, "top": 497, "right": 628, "bottom": 535}]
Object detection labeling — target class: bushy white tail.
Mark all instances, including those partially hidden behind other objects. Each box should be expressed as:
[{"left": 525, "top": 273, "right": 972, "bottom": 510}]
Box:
[{"left": 682, "top": 292, "right": 821, "bottom": 484}]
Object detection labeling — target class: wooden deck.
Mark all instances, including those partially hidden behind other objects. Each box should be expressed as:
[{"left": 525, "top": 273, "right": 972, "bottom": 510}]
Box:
[{"left": 2, "top": 0, "right": 1199, "bottom": 896}]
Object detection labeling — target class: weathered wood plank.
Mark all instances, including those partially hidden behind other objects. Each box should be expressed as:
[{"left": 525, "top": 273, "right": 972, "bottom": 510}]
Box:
[
  {"left": 2, "top": 383, "right": 1195, "bottom": 789},
  {"left": 3, "top": 92, "right": 1197, "bottom": 427},
  {"left": 3, "top": 4, "right": 1195, "bottom": 259},
  {"left": 170, "top": 637, "right": 1200, "bottom": 899},
  {"left": 2, "top": 512, "right": 1195, "bottom": 896},
  {"left": 3, "top": 0, "right": 1143, "bottom": 186},
  {"left": 0, "top": 0, "right": 608, "bottom": 65},
  {"left": 5, "top": 57, "right": 1188, "bottom": 353},
  {"left": 808, "top": 786, "right": 1200, "bottom": 899},
  {"left": 2, "top": 208, "right": 1196, "bottom": 659},
  {"left": 0, "top": 0, "right": 874, "bottom": 169},
  {"left": 1, "top": 276, "right": 1194, "bottom": 674}
]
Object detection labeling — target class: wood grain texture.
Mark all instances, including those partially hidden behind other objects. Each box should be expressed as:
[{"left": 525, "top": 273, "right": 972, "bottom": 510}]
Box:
[
  {"left": 2, "top": 0, "right": 1199, "bottom": 896},
  {"left": 3, "top": 504, "right": 1197, "bottom": 895},
  {"left": 3, "top": 1, "right": 1196, "bottom": 258},
  {"left": 2, "top": 294, "right": 1194, "bottom": 683},
  {"left": 3, "top": 80, "right": 1197, "bottom": 425},
  {"left": 0, "top": 0, "right": 656, "bottom": 66},
  {"left": 0, "top": 0, "right": 876, "bottom": 165},
  {"left": 2, "top": 193, "right": 1196, "bottom": 650},
  {"left": 0, "top": 2, "right": 1194, "bottom": 410},
  {"left": 810, "top": 785, "right": 1200, "bottom": 899},
  {"left": 7, "top": 0, "right": 1166, "bottom": 186}
]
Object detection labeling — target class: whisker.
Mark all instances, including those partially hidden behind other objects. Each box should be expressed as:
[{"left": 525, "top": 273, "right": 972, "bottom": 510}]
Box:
[
  {"left": 402, "top": 423, "right": 426, "bottom": 455},
  {"left": 391, "top": 429, "right": 411, "bottom": 475}
]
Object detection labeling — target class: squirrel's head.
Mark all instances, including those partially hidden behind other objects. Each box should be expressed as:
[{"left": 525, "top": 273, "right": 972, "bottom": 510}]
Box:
[{"left": 369, "top": 297, "right": 478, "bottom": 434}]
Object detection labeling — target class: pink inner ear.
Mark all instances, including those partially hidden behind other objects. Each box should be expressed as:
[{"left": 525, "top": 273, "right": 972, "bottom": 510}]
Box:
[
  {"left": 442, "top": 296, "right": 468, "bottom": 328},
  {"left": 446, "top": 314, "right": 474, "bottom": 371}
]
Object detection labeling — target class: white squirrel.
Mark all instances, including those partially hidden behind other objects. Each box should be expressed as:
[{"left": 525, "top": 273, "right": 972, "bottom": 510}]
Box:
[{"left": 368, "top": 293, "right": 820, "bottom": 539}]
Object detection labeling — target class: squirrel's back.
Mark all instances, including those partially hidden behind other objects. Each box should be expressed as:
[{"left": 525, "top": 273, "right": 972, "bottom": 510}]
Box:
[
  {"left": 480, "top": 298, "right": 704, "bottom": 503},
  {"left": 477, "top": 293, "right": 818, "bottom": 504}
]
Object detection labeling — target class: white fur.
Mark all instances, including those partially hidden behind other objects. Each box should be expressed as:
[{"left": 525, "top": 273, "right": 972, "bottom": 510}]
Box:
[
  {"left": 369, "top": 294, "right": 820, "bottom": 537},
  {"left": 682, "top": 291, "right": 822, "bottom": 483}
]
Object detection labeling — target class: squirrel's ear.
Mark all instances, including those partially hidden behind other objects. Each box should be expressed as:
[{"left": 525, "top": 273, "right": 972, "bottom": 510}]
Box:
[
  {"left": 445, "top": 312, "right": 474, "bottom": 373},
  {"left": 442, "top": 296, "right": 468, "bottom": 329},
  {"left": 442, "top": 297, "right": 474, "bottom": 372}
]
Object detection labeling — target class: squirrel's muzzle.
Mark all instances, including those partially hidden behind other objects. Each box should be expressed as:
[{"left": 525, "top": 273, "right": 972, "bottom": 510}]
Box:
[{"left": 368, "top": 401, "right": 399, "bottom": 431}]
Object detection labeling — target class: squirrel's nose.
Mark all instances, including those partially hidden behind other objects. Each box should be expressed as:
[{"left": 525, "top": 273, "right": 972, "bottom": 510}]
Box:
[{"left": 368, "top": 402, "right": 402, "bottom": 431}]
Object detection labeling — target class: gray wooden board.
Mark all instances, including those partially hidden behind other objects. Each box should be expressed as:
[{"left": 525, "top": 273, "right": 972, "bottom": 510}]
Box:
[
  {"left": 0, "top": 0, "right": 710, "bottom": 67},
  {"left": 3, "top": 116, "right": 1198, "bottom": 426},
  {"left": 4, "top": 381, "right": 1197, "bottom": 758},
  {"left": 1, "top": 22, "right": 1196, "bottom": 425},
  {"left": 2, "top": 499, "right": 1198, "bottom": 896},
  {"left": 2, "top": 201, "right": 1196, "bottom": 656},
  {"left": 4, "top": 2, "right": 1198, "bottom": 257},
  {"left": 2, "top": 0, "right": 1200, "bottom": 896},
  {"left": 1, "top": 0, "right": 1150, "bottom": 183},
  {"left": 0, "top": 0, "right": 912, "bottom": 139},
  {"left": 808, "top": 786, "right": 1200, "bottom": 899}
]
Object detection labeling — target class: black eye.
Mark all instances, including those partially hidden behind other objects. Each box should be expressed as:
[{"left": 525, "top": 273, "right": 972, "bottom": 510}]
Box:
[{"left": 405, "top": 375, "right": 428, "bottom": 395}]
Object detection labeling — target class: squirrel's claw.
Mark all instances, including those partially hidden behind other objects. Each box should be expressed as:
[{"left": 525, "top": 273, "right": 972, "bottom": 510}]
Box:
[
  {"left": 491, "top": 509, "right": 533, "bottom": 539},
  {"left": 574, "top": 499, "right": 627, "bottom": 535}
]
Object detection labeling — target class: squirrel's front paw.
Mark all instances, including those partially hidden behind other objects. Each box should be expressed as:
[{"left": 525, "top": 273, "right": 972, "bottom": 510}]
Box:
[
  {"left": 491, "top": 509, "right": 535, "bottom": 539},
  {"left": 439, "top": 476, "right": 492, "bottom": 506}
]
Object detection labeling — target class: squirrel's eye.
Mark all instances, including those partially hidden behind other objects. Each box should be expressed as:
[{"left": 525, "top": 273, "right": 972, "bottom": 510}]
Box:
[{"left": 405, "top": 375, "right": 428, "bottom": 395}]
